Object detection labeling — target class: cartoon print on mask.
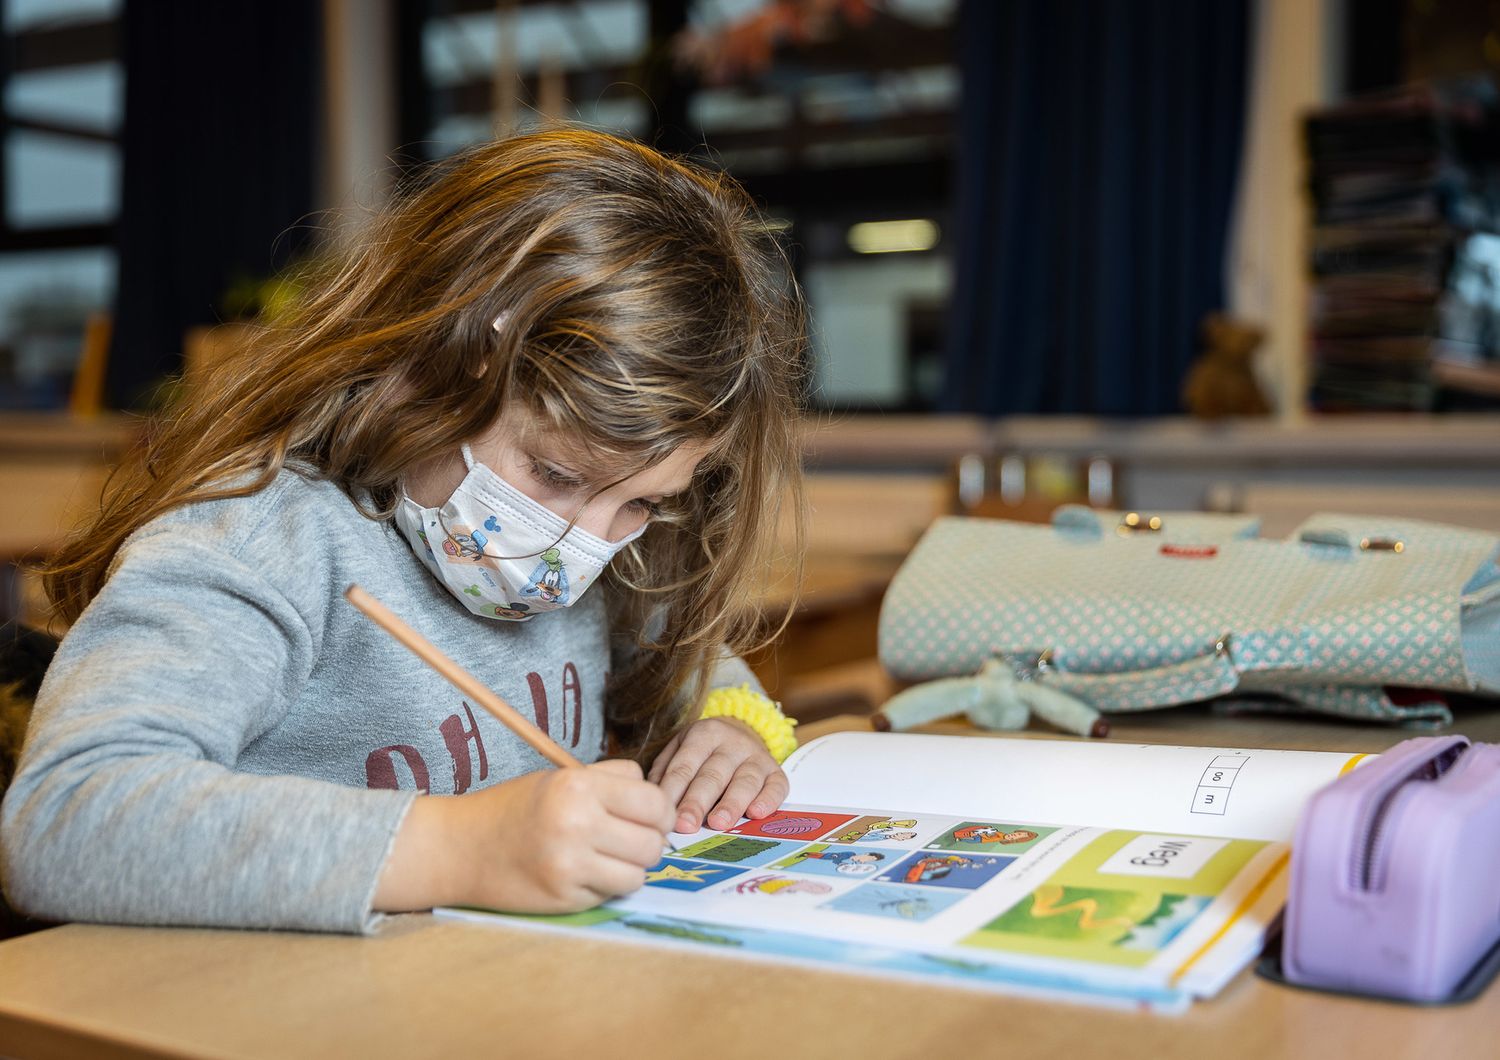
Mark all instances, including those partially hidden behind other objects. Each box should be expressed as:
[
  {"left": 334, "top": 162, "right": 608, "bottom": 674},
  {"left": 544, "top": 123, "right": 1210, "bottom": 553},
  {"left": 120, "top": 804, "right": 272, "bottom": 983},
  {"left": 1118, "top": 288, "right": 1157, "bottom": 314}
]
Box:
[
  {"left": 443, "top": 526, "right": 490, "bottom": 561},
  {"left": 395, "top": 445, "right": 645, "bottom": 622},
  {"left": 522, "top": 547, "right": 570, "bottom": 605}
]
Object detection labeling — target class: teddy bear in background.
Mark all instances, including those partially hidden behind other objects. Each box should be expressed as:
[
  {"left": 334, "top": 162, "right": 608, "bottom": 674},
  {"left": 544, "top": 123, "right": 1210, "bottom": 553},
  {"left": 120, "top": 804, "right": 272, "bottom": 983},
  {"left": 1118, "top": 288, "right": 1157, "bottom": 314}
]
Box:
[{"left": 1182, "top": 313, "right": 1272, "bottom": 419}]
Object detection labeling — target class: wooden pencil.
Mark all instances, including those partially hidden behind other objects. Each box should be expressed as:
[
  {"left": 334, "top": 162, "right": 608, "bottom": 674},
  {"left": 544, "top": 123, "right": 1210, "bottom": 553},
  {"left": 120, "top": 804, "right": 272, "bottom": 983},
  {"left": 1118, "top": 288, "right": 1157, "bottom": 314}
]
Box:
[{"left": 343, "top": 583, "right": 580, "bottom": 769}]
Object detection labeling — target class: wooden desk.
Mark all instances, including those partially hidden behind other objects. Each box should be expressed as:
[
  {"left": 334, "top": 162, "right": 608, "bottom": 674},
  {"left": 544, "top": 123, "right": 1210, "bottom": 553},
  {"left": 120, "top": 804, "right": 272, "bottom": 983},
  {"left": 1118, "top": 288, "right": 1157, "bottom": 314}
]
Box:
[{"left": 2, "top": 708, "right": 1496, "bottom": 1060}]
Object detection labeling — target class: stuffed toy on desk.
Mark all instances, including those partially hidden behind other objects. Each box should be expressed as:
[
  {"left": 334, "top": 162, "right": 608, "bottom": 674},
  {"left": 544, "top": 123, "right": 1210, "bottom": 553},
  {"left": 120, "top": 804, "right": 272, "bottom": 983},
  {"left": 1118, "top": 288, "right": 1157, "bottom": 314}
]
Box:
[{"left": 872, "top": 656, "right": 1111, "bottom": 738}]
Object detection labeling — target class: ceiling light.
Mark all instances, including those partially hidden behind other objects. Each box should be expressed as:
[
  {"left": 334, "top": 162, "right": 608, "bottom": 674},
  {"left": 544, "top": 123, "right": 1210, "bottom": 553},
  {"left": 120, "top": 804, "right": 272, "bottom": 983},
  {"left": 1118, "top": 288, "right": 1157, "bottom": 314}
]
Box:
[{"left": 847, "top": 219, "right": 939, "bottom": 254}]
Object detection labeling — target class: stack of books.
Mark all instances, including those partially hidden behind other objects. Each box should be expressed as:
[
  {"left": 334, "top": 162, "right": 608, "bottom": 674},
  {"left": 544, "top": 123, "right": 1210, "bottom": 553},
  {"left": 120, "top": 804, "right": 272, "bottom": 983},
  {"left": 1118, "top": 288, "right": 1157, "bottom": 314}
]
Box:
[{"left": 1304, "top": 81, "right": 1500, "bottom": 411}]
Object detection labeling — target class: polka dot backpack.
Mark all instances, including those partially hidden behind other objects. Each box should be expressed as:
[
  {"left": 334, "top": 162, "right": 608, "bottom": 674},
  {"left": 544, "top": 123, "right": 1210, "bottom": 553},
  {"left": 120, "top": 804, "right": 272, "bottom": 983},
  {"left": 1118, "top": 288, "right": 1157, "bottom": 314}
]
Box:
[{"left": 879, "top": 506, "right": 1500, "bottom": 729}]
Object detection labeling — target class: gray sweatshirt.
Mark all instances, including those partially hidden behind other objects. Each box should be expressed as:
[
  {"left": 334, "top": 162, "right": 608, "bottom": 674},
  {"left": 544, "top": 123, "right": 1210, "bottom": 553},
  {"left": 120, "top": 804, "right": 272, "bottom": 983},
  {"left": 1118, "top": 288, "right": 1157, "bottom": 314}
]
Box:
[{"left": 1, "top": 470, "right": 755, "bottom": 933}]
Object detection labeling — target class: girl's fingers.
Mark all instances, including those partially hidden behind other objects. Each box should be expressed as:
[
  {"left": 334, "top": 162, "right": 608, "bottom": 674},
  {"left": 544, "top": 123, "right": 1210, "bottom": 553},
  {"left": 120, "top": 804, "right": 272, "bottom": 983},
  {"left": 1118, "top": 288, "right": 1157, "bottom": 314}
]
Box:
[
  {"left": 593, "top": 817, "right": 676, "bottom": 870},
  {"left": 580, "top": 852, "right": 652, "bottom": 900},
  {"left": 586, "top": 767, "right": 675, "bottom": 834},
  {"left": 671, "top": 750, "right": 743, "bottom": 832},
  {"left": 706, "top": 763, "right": 772, "bottom": 831},
  {"left": 745, "top": 767, "right": 790, "bottom": 820},
  {"left": 656, "top": 744, "right": 715, "bottom": 826},
  {"left": 646, "top": 731, "right": 685, "bottom": 785}
]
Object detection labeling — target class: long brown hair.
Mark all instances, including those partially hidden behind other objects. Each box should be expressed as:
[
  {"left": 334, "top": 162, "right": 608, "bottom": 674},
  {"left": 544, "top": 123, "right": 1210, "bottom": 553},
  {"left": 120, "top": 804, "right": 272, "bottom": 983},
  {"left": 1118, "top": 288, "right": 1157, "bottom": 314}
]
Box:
[{"left": 45, "top": 128, "right": 808, "bottom": 753}]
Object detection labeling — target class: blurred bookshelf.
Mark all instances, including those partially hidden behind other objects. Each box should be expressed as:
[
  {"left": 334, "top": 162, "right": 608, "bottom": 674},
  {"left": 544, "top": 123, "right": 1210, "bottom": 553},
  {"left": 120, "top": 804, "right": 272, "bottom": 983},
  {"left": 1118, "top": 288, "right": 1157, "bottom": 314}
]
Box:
[{"left": 1304, "top": 80, "right": 1500, "bottom": 413}]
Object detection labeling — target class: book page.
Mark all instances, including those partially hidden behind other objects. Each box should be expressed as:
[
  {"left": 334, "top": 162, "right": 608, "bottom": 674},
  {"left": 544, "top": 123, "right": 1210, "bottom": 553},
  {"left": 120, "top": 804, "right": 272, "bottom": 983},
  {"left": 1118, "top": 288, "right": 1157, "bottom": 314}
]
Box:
[
  {"left": 439, "top": 732, "right": 1367, "bottom": 1006},
  {"left": 782, "top": 732, "right": 1368, "bottom": 842},
  {"left": 444, "top": 794, "right": 1288, "bottom": 1008}
]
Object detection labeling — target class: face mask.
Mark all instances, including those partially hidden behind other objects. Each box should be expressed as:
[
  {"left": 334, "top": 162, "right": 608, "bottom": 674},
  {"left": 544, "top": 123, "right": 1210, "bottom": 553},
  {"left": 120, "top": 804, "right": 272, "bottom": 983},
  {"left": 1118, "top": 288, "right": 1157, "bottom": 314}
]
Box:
[{"left": 395, "top": 444, "right": 646, "bottom": 621}]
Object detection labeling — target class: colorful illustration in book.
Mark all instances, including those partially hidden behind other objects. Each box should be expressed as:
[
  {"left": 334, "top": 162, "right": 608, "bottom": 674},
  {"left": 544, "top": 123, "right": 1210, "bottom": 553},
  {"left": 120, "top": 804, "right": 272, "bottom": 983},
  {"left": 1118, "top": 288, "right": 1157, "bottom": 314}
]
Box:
[
  {"left": 876, "top": 851, "right": 1016, "bottom": 890},
  {"left": 724, "top": 810, "right": 856, "bottom": 840},
  {"left": 670, "top": 834, "right": 803, "bottom": 866},
  {"left": 733, "top": 874, "right": 834, "bottom": 898},
  {"left": 930, "top": 822, "right": 1057, "bottom": 854},
  {"left": 522, "top": 547, "right": 570, "bottom": 604},
  {"left": 823, "top": 882, "right": 964, "bottom": 922},
  {"left": 642, "top": 858, "right": 748, "bottom": 892},
  {"left": 954, "top": 830, "right": 1269, "bottom": 967},
  {"left": 826, "top": 816, "right": 932, "bottom": 845},
  {"left": 975, "top": 884, "right": 1211, "bottom": 953},
  {"left": 771, "top": 843, "right": 889, "bottom": 877}
]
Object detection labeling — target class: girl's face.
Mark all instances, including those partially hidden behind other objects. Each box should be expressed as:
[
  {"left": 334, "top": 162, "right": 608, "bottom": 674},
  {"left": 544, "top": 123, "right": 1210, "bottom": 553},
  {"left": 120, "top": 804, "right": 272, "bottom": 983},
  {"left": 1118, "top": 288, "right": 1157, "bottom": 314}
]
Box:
[{"left": 406, "top": 407, "right": 712, "bottom": 543}]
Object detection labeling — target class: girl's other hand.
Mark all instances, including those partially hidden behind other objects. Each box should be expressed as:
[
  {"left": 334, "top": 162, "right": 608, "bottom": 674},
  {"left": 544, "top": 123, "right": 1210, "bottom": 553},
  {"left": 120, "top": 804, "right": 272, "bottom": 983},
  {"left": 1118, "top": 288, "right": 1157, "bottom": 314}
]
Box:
[
  {"left": 647, "top": 717, "right": 789, "bottom": 834},
  {"left": 375, "top": 759, "right": 674, "bottom": 915}
]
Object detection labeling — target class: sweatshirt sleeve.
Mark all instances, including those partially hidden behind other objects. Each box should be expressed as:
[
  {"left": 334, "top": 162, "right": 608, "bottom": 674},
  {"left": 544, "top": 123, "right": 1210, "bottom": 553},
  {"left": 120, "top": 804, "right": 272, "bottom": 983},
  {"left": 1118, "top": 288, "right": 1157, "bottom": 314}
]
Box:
[
  {"left": 0, "top": 531, "right": 415, "bottom": 934},
  {"left": 706, "top": 652, "right": 765, "bottom": 696}
]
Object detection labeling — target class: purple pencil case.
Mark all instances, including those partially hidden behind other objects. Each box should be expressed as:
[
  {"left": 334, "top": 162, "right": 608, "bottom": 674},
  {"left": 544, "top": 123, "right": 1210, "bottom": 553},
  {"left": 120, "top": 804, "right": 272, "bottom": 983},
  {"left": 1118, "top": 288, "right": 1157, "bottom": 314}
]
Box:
[{"left": 1280, "top": 735, "right": 1500, "bottom": 1003}]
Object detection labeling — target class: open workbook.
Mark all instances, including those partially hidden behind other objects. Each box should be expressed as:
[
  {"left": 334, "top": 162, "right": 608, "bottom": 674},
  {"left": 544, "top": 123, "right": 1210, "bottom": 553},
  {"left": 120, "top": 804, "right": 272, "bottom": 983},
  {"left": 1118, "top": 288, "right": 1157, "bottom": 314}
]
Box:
[{"left": 439, "top": 732, "right": 1370, "bottom": 1012}]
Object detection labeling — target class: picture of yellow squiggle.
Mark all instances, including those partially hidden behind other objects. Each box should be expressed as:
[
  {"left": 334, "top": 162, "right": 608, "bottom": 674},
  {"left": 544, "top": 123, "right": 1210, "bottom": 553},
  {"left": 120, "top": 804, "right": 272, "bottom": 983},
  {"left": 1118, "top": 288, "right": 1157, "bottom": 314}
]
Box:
[
  {"left": 977, "top": 883, "right": 1192, "bottom": 951},
  {"left": 1027, "top": 884, "right": 1138, "bottom": 934}
]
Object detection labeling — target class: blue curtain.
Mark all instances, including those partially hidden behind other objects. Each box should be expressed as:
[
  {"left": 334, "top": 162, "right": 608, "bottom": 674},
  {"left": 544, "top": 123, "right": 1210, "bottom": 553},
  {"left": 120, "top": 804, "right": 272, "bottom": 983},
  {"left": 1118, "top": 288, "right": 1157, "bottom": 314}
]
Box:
[
  {"left": 108, "top": 1, "right": 322, "bottom": 408},
  {"left": 941, "top": 0, "right": 1250, "bottom": 416}
]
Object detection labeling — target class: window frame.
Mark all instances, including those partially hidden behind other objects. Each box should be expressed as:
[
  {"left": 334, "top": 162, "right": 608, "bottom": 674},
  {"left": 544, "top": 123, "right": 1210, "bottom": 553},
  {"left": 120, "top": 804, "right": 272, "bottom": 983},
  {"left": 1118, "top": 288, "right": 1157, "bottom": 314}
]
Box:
[{"left": 0, "top": 13, "right": 121, "bottom": 251}]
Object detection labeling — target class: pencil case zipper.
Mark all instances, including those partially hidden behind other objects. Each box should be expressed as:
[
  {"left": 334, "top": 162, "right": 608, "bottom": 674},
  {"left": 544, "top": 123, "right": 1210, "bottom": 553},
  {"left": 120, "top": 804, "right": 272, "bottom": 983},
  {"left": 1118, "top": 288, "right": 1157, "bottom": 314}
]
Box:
[{"left": 1350, "top": 737, "right": 1469, "bottom": 892}]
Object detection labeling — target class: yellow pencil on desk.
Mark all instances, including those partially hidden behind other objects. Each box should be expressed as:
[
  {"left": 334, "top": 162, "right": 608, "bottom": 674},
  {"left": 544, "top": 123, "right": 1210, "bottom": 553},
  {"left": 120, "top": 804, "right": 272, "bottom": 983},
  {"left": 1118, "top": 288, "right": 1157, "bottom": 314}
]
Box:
[{"left": 343, "top": 584, "right": 681, "bottom": 851}]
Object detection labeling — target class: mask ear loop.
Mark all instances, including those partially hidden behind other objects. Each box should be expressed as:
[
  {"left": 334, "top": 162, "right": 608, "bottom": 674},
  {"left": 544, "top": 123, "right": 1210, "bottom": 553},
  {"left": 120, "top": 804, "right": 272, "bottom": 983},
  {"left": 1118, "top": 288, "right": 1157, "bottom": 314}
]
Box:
[{"left": 431, "top": 444, "right": 552, "bottom": 562}]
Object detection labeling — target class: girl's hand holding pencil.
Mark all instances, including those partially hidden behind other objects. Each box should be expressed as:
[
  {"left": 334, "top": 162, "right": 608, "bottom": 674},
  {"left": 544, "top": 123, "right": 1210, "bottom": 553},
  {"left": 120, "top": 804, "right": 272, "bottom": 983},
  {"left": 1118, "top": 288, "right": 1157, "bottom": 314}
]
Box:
[
  {"left": 375, "top": 761, "right": 674, "bottom": 914},
  {"left": 347, "top": 585, "right": 676, "bottom": 914}
]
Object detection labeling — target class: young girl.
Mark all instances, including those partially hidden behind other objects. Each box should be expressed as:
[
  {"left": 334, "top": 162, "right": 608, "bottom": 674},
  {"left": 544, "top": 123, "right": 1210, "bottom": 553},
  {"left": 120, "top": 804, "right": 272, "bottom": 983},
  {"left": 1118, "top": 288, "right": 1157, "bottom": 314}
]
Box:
[{"left": 0, "top": 128, "right": 807, "bottom": 933}]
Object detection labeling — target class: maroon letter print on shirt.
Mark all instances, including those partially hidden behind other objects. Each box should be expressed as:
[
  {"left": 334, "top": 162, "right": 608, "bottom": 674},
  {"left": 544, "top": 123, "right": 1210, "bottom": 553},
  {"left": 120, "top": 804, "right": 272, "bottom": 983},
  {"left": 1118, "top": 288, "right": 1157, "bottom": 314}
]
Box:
[
  {"left": 562, "top": 662, "right": 582, "bottom": 749},
  {"left": 365, "top": 745, "right": 431, "bottom": 793},
  {"left": 440, "top": 702, "right": 490, "bottom": 794},
  {"left": 525, "top": 662, "right": 585, "bottom": 747}
]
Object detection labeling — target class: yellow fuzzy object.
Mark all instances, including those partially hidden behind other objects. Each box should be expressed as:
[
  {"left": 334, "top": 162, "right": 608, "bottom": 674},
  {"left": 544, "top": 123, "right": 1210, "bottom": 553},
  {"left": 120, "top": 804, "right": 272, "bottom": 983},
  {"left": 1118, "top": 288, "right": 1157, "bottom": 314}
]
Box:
[{"left": 699, "top": 684, "right": 798, "bottom": 763}]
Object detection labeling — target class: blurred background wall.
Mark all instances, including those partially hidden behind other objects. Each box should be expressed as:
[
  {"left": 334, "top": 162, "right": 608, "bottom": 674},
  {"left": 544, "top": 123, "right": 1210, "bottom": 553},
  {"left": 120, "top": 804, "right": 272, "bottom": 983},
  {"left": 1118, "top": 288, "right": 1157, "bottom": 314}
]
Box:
[{"left": 1, "top": 0, "right": 1498, "bottom": 419}]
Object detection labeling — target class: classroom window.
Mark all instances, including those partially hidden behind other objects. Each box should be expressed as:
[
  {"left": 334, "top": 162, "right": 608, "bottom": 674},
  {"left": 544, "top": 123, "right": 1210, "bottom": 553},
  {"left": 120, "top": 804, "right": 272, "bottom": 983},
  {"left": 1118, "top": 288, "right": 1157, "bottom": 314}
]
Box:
[
  {"left": 400, "top": 0, "right": 958, "bottom": 412},
  {"left": 0, "top": 1, "right": 122, "bottom": 409}
]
